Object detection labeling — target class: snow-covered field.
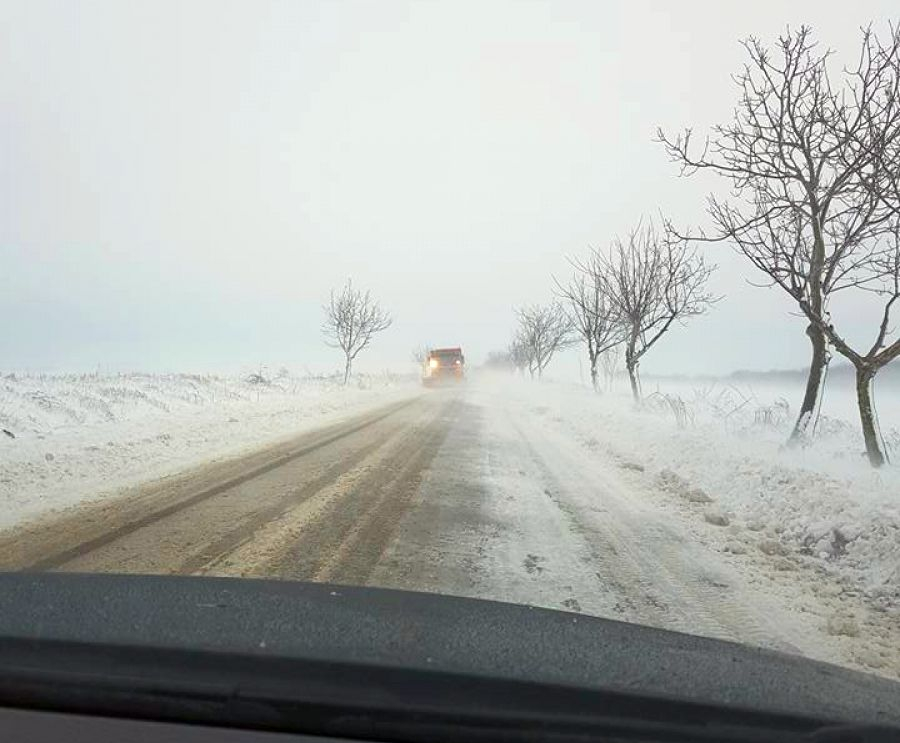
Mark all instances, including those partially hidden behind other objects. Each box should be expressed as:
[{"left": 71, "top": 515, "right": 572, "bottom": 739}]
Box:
[
  {"left": 0, "top": 372, "right": 419, "bottom": 529},
  {"left": 504, "top": 374, "right": 900, "bottom": 609}
]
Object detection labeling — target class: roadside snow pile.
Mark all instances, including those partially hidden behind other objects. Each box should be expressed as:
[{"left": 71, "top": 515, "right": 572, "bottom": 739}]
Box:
[
  {"left": 506, "top": 378, "right": 900, "bottom": 605},
  {"left": 0, "top": 371, "right": 417, "bottom": 529}
]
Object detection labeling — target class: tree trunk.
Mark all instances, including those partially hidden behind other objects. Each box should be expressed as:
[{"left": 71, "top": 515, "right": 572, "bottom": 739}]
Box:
[
  {"left": 624, "top": 344, "right": 640, "bottom": 402},
  {"left": 626, "top": 362, "right": 640, "bottom": 401},
  {"left": 855, "top": 364, "right": 885, "bottom": 468},
  {"left": 589, "top": 357, "right": 599, "bottom": 392},
  {"left": 790, "top": 212, "right": 828, "bottom": 444},
  {"left": 627, "top": 364, "right": 641, "bottom": 402},
  {"left": 343, "top": 356, "right": 352, "bottom": 385},
  {"left": 789, "top": 322, "right": 828, "bottom": 444}
]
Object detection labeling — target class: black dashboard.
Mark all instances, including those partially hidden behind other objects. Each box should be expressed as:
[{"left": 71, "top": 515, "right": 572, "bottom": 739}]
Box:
[{"left": 0, "top": 574, "right": 897, "bottom": 742}]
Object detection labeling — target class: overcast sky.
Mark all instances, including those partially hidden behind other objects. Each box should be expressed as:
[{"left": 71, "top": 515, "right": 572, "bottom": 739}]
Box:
[{"left": 3, "top": 0, "right": 898, "bottom": 376}]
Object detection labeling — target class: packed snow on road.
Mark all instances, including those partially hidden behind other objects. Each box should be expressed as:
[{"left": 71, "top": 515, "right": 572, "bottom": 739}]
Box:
[{"left": 1, "top": 369, "right": 898, "bottom": 679}]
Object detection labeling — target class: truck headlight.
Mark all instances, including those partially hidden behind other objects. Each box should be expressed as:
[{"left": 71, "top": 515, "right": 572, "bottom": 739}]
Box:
[{"left": 429, "top": 358, "right": 439, "bottom": 369}]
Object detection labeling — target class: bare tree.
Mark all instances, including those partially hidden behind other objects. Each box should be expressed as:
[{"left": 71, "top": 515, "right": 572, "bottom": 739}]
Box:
[
  {"left": 508, "top": 338, "right": 530, "bottom": 376},
  {"left": 599, "top": 345, "right": 621, "bottom": 392},
  {"left": 816, "top": 25, "right": 900, "bottom": 466},
  {"left": 514, "top": 303, "right": 576, "bottom": 379},
  {"left": 598, "top": 219, "right": 716, "bottom": 402},
  {"left": 658, "top": 25, "right": 899, "bottom": 443},
  {"left": 802, "top": 224, "right": 900, "bottom": 466},
  {"left": 322, "top": 280, "right": 393, "bottom": 385},
  {"left": 555, "top": 254, "right": 622, "bottom": 392}
]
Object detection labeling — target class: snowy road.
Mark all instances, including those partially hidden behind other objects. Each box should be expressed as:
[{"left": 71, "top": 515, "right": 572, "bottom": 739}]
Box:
[{"left": 2, "top": 381, "right": 897, "bottom": 678}]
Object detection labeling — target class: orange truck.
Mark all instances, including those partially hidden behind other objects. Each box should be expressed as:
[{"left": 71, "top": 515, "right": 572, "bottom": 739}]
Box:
[{"left": 422, "top": 347, "right": 465, "bottom": 386}]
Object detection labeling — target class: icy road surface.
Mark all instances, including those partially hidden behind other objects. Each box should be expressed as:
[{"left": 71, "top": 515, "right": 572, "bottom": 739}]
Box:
[{"left": 1, "top": 381, "right": 897, "bottom": 679}]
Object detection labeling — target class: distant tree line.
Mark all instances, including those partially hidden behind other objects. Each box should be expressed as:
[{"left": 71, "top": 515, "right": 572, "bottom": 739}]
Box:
[{"left": 508, "top": 216, "right": 716, "bottom": 397}]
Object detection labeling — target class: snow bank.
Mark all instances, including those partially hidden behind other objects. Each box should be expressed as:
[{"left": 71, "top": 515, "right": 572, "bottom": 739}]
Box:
[
  {"left": 0, "top": 371, "right": 418, "bottom": 529},
  {"left": 496, "top": 376, "right": 900, "bottom": 606}
]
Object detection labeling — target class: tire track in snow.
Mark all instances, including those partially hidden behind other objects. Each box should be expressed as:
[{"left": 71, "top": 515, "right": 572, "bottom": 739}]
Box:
[
  {"left": 503, "top": 403, "right": 804, "bottom": 655},
  {"left": 1, "top": 398, "right": 420, "bottom": 572}
]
